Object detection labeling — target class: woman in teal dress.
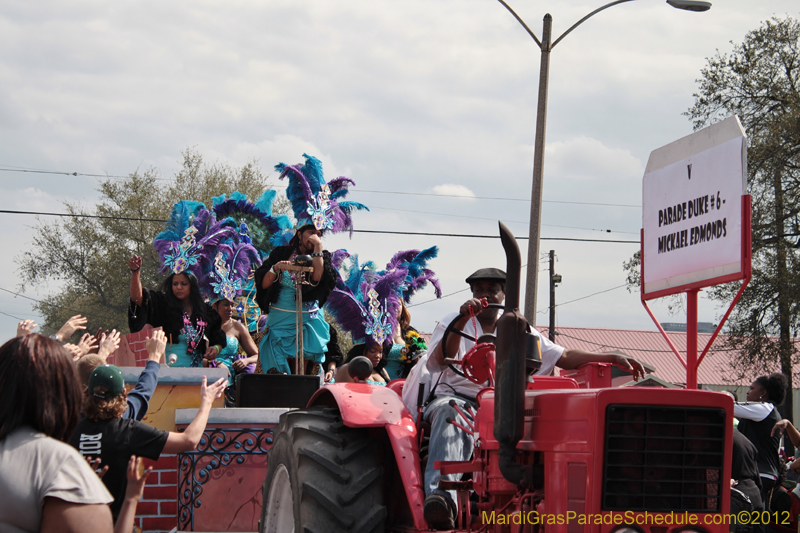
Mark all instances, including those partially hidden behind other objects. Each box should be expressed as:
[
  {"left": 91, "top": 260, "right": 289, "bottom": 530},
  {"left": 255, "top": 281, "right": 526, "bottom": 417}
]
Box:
[
  {"left": 211, "top": 299, "right": 260, "bottom": 385},
  {"left": 255, "top": 153, "right": 366, "bottom": 375},
  {"left": 128, "top": 255, "right": 226, "bottom": 367},
  {"left": 254, "top": 225, "right": 336, "bottom": 375}
]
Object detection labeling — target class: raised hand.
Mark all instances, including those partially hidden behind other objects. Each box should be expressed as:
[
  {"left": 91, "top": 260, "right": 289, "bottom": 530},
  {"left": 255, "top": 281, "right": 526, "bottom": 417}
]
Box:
[
  {"left": 200, "top": 376, "right": 227, "bottom": 405},
  {"left": 145, "top": 330, "right": 167, "bottom": 363},
  {"left": 128, "top": 255, "right": 142, "bottom": 273},
  {"left": 55, "top": 315, "right": 88, "bottom": 342},
  {"left": 16, "top": 319, "right": 38, "bottom": 337},
  {"left": 77, "top": 332, "right": 98, "bottom": 356},
  {"left": 97, "top": 329, "right": 121, "bottom": 360}
]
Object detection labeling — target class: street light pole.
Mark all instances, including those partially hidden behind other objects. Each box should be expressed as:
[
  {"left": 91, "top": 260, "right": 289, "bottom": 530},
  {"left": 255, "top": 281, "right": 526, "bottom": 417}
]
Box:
[
  {"left": 525, "top": 13, "right": 551, "bottom": 328},
  {"left": 496, "top": 0, "right": 711, "bottom": 325}
]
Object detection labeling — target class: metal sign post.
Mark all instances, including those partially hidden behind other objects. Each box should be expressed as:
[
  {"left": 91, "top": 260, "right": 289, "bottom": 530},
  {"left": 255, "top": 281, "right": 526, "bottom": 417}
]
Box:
[
  {"left": 640, "top": 116, "right": 751, "bottom": 389},
  {"left": 279, "top": 263, "right": 315, "bottom": 376}
]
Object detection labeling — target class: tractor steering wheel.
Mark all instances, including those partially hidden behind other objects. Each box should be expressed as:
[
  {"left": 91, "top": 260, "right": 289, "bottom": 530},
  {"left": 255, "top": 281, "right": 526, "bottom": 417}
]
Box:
[{"left": 440, "top": 303, "right": 503, "bottom": 385}]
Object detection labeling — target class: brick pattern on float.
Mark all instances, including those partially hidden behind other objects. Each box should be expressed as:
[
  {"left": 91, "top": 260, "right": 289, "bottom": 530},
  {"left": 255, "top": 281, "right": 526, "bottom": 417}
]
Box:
[
  {"left": 137, "top": 454, "right": 178, "bottom": 533},
  {"left": 106, "top": 327, "right": 156, "bottom": 367}
]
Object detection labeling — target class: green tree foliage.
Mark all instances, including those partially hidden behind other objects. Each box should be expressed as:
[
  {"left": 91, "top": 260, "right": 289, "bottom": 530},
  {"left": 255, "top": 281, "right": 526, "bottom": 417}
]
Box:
[
  {"left": 16, "top": 148, "right": 287, "bottom": 339},
  {"left": 625, "top": 17, "right": 800, "bottom": 411},
  {"left": 688, "top": 17, "right": 800, "bottom": 396}
]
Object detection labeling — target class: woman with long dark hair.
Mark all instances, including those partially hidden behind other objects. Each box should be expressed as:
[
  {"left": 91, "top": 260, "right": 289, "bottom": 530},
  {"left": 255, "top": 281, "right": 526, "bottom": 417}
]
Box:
[
  {"left": 0, "top": 334, "right": 113, "bottom": 532},
  {"left": 128, "top": 254, "right": 226, "bottom": 367}
]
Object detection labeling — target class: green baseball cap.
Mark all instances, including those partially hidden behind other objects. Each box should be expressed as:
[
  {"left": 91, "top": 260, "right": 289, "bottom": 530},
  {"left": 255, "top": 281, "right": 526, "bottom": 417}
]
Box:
[{"left": 88, "top": 364, "right": 125, "bottom": 399}]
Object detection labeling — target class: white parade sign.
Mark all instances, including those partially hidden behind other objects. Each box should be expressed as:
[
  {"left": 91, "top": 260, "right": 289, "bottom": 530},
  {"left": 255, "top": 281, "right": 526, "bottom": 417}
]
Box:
[{"left": 642, "top": 116, "right": 747, "bottom": 298}]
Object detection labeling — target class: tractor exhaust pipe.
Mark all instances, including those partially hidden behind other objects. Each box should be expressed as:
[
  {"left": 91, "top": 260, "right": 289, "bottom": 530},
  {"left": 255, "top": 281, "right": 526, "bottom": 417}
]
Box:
[{"left": 494, "top": 222, "right": 536, "bottom": 487}]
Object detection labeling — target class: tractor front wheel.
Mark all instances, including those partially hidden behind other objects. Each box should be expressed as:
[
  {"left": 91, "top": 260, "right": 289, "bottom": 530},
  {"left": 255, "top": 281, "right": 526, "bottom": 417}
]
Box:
[{"left": 260, "top": 406, "right": 386, "bottom": 533}]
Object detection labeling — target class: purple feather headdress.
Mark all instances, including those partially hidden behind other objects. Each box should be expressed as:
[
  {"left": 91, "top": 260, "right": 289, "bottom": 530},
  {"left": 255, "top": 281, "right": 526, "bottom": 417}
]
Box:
[
  {"left": 324, "top": 255, "right": 406, "bottom": 346},
  {"left": 211, "top": 190, "right": 294, "bottom": 258},
  {"left": 275, "top": 154, "right": 368, "bottom": 236},
  {"left": 200, "top": 242, "right": 261, "bottom": 303},
  {"left": 383, "top": 246, "right": 442, "bottom": 303},
  {"left": 153, "top": 201, "right": 239, "bottom": 278}
]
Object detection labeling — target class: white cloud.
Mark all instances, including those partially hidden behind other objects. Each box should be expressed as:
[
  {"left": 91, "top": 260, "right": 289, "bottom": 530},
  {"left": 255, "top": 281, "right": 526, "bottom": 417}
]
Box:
[
  {"left": 0, "top": 0, "right": 793, "bottom": 336},
  {"left": 430, "top": 184, "right": 477, "bottom": 199}
]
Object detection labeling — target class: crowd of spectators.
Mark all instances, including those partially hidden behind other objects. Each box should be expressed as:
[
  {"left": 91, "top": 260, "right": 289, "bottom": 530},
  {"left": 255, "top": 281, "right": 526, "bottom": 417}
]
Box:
[
  {"left": 0, "top": 314, "right": 224, "bottom": 533},
  {"left": 11, "top": 289, "right": 800, "bottom": 533}
]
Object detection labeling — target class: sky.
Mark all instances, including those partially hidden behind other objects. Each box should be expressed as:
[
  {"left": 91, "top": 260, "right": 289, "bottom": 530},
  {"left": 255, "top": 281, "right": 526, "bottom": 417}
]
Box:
[{"left": 0, "top": 0, "right": 797, "bottom": 341}]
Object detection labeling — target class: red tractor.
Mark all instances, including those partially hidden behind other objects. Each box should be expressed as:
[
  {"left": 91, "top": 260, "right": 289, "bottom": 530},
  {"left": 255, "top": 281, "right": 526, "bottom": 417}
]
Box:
[{"left": 259, "top": 223, "right": 733, "bottom": 533}]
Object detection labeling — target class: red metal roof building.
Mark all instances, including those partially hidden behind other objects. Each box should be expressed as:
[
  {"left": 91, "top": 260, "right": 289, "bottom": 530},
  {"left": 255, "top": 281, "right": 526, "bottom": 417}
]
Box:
[{"left": 535, "top": 325, "right": 800, "bottom": 389}]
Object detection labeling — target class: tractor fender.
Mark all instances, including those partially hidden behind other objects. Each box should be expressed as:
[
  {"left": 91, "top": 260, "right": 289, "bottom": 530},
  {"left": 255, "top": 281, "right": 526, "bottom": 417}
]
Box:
[
  {"left": 308, "top": 384, "right": 428, "bottom": 531},
  {"left": 308, "top": 382, "right": 411, "bottom": 427}
]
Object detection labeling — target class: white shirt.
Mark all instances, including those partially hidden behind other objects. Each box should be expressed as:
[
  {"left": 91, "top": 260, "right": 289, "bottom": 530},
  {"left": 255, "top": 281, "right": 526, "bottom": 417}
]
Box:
[
  {"left": 0, "top": 427, "right": 112, "bottom": 533},
  {"left": 734, "top": 402, "right": 774, "bottom": 422},
  {"left": 428, "top": 311, "right": 564, "bottom": 400}
]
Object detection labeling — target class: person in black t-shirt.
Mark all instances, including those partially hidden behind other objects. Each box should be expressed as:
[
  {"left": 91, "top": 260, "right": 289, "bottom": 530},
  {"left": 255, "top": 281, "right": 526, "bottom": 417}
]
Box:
[{"left": 70, "top": 352, "right": 225, "bottom": 521}]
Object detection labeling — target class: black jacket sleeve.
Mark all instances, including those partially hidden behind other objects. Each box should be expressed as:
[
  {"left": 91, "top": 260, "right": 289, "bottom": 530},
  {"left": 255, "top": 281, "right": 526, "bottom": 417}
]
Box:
[
  {"left": 203, "top": 303, "right": 227, "bottom": 350},
  {"left": 326, "top": 325, "right": 344, "bottom": 367},
  {"left": 302, "top": 250, "right": 337, "bottom": 307},
  {"left": 128, "top": 289, "right": 182, "bottom": 341},
  {"left": 254, "top": 247, "right": 337, "bottom": 313},
  {"left": 254, "top": 247, "right": 288, "bottom": 314}
]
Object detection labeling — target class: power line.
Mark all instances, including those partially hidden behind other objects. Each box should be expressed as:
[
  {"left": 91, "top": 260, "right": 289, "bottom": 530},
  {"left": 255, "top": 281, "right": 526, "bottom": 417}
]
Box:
[
  {"left": 0, "top": 286, "right": 121, "bottom": 324},
  {"left": 0, "top": 167, "right": 172, "bottom": 182},
  {"left": 0, "top": 310, "right": 28, "bottom": 321},
  {"left": 355, "top": 229, "right": 637, "bottom": 243},
  {"left": 535, "top": 283, "right": 629, "bottom": 314},
  {"left": 0, "top": 209, "right": 165, "bottom": 223},
  {"left": 370, "top": 205, "right": 638, "bottom": 235},
  {"left": 0, "top": 209, "right": 640, "bottom": 243},
  {"left": 0, "top": 165, "right": 642, "bottom": 208},
  {"left": 407, "top": 287, "right": 470, "bottom": 307},
  {"left": 0, "top": 287, "right": 43, "bottom": 304},
  {"left": 356, "top": 188, "right": 641, "bottom": 207},
  {"left": 555, "top": 284, "right": 628, "bottom": 307}
]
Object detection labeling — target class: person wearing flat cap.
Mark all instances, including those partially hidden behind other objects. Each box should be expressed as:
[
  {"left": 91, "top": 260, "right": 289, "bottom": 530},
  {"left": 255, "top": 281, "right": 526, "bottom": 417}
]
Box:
[{"left": 421, "top": 267, "right": 646, "bottom": 530}]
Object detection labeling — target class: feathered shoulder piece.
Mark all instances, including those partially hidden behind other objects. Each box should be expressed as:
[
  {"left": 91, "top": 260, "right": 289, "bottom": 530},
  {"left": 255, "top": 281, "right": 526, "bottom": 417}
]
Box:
[
  {"left": 383, "top": 246, "right": 442, "bottom": 303},
  {"left": 275, "top": 154, "right": 368, "bottom": 236},
  {"left": 154, "top": 201, "right": 238, "bottom": 277},
  {"left": 211, "top": 190, "right": 294, "bottom": 258},
  {"left": 324, "top": 254, "right": 405, "bottom": 346}
]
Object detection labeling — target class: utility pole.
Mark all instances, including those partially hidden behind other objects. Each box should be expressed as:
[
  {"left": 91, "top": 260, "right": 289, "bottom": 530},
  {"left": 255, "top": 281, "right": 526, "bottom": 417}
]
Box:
[
  {"left": 549, "top": 250, "right": 561, "bottom": 342},
  {"left": 494, "top": 0, "right": 711, "bottom": 325}
]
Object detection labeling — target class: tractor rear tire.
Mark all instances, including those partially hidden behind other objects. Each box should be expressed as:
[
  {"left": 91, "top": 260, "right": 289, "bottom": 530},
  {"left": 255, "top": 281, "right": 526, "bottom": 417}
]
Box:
[{"left": 260, "top": 405, "right": 386, "bottom": 533}]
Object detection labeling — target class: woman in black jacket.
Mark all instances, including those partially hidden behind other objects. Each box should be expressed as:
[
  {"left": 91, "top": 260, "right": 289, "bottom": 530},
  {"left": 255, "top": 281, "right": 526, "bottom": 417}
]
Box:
[
  {"left": 128, "top": 254, "right": 226, "bottom": 367},
  {"left": 253, "top": 225, "right": 336, "bottom": 375}
]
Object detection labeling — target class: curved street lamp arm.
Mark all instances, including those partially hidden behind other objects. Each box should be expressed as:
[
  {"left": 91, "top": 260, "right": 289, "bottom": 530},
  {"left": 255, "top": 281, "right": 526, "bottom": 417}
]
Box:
[
  {"left": 496, "top": 0, "right": 542, "bottom": 48},
  {"left": 551, "top": 0, "right": 635, "bottom": 49}
]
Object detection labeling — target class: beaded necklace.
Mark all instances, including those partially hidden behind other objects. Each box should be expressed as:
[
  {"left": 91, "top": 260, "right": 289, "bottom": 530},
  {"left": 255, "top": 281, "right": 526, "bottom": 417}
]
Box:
[{"left": 182, "top": 312, "right": 207, "bottom": 367}]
